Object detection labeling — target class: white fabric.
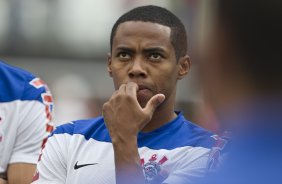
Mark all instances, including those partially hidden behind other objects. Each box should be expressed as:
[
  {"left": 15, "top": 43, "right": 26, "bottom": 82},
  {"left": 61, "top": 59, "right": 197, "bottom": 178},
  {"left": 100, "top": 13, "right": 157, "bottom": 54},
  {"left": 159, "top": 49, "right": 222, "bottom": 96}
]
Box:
[
  {"left": 0, "top": 100, "right": 49, "bottom": 173},
  {"left": 34, "top": 134, "right": 211, "bottom": 184}
]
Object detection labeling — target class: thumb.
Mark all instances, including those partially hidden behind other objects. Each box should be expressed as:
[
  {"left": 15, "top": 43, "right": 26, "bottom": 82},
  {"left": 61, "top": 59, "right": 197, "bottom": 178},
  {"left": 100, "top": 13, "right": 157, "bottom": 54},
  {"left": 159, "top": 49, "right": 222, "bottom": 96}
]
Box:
[{"left": 144, "top": 94, "right": 165, "bottom": 115}]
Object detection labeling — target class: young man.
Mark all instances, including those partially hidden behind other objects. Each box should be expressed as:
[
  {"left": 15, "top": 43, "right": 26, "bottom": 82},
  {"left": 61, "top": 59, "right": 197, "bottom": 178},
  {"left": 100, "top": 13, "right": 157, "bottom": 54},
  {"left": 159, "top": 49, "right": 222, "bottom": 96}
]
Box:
[
  {"left": 0, "top": 61, "right": 54, "bottom": 184},
  {"left": 33, "top": 5, "right": 216, "bottom": 184},
  {"left": 197, "top": 0, "right": 282, "bottom": 183}
]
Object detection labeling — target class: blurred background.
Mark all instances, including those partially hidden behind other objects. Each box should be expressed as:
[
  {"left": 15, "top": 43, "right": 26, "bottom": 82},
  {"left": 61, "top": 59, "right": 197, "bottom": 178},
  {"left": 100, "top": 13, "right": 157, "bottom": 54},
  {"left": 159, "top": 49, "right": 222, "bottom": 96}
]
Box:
[{"left": 0, "top": 0, "right": 217, "bottom": 131}]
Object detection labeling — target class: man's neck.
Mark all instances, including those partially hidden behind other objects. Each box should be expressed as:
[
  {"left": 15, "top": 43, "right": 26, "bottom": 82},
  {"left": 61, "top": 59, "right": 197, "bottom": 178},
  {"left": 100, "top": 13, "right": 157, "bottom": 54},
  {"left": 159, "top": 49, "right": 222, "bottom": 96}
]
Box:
[{"left": 141, "top": 94, "right": 177, "bottom": 133}]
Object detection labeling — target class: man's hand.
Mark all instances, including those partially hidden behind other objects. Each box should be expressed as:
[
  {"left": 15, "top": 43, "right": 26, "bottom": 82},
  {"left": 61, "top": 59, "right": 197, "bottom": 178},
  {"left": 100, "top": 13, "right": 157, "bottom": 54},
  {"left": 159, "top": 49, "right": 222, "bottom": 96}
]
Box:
[
  {"left": 102, "top": 82, "right": 165, "bottom": 184},
  {"left": 103, "top": 82, "right": 165, "bottom": 142}
]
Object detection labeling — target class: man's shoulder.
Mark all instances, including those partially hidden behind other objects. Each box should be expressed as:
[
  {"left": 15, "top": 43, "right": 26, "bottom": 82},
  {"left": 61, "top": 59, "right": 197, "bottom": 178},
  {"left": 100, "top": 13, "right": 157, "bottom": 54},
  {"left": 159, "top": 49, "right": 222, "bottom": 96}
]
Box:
[
  {"left": 179, "top": 116, "right": 217, "bottom": 149},
  {"left": 138, "top": 113, "right": 217, "bottom": 150},
  {"left": 0, "top": 61, "right": 35, "bottom": 77},
  {"left": 50, "top": 116, "right": 111, "bottom": 142},
  {"left": 0, "top": 61, "right": 50, "bottom": 103},
  {"left": 0, "top": 61, "right": 36, "bottom": 87}
]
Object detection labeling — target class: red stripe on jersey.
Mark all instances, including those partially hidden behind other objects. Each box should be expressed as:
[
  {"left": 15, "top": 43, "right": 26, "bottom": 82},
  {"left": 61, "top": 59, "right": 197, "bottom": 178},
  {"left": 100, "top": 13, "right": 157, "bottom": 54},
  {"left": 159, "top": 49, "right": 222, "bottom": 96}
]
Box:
[
  {"left": 38, "top": 153, "right": 43, "bottom": 162},
  {"left": 32, "top": 171, "right": 39, "bottom": 181},
  {"left": 41, "top": 137, "right": 48, "bottom": 149},
  {"left": 45, "top": 105, "right": 52, "bottom": 121},
  {"left": 30, "top": 78, "right": 46, "bottom": 88},
  {"left": 158, "top": 156, "right": 168, "bottom": 165},
  {"left": 140, "top": 158, "right": 145, "bottom": 166},
  {"left": 43, "top": 95, "right": 53, "bottom": 103},
  {"left": 46, "top": 124, "right": 54, "bottom": 133}
]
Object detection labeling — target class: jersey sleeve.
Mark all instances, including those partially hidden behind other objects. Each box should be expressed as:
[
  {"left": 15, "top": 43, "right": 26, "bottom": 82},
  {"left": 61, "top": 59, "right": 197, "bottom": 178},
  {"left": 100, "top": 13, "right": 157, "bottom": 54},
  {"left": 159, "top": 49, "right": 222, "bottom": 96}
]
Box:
[
  {"left": 162, "top": 147, "right": 211, "bottom": 184},
  {"left": 32, "top": 126, "right": 70, "bottom": 184},
  {"left": 162, "top": 133, "right": 230, "bottom": 184},
  {"left": 9, "top": 77, "right": 54, "bottom": 165},
  {"left": 205, "top": 132, "right": 230, "bottom": 172}
]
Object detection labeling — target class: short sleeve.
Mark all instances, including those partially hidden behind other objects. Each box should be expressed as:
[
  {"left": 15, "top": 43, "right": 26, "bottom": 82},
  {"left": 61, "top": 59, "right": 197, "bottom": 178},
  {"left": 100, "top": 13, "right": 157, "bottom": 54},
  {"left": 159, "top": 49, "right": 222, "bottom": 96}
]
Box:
[
  {"left": 9, "top": 77, "right": 54, "bottom": 164},
  {"left": 32, "top": 126, "right": 70, "bottom": 184}
]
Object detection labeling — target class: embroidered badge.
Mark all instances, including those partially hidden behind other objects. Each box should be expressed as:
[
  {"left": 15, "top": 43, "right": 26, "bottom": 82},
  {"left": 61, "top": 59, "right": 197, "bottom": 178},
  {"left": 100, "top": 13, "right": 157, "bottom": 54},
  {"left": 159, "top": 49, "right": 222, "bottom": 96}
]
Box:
[{"left": 141, "top": 154, "right": 168, "bottom": 183}]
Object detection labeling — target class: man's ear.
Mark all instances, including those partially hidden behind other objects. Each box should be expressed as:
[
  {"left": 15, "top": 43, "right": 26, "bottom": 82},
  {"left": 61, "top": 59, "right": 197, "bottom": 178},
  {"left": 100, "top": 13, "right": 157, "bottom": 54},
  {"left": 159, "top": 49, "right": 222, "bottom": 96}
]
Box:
[
  {"left": 177, "top": 55, "right": 191, "bottom": 80},
  {"left": 107, "top": 53, "right": 113, "bottom": 77}
]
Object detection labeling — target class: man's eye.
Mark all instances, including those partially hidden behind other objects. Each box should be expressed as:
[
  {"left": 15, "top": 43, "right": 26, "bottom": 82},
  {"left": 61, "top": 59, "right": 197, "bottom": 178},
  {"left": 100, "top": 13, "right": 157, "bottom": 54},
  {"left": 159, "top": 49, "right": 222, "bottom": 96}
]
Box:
[
  {"left": 118, "top": 53, "right": 130, "bottom": 60},
  {"left": 149, "top": 53, "right": 162, "bottom": 60}
]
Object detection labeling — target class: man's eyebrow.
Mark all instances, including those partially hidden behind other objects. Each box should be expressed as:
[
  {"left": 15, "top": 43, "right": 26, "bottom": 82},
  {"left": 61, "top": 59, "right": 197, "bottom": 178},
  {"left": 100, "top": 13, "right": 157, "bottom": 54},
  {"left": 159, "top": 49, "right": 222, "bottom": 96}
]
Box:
[
  {"left": 115, "top": 47, "right": 134, "bottom": 53},
  {"left": 143, "top": 47, "right": 166, "bottom": 53}
]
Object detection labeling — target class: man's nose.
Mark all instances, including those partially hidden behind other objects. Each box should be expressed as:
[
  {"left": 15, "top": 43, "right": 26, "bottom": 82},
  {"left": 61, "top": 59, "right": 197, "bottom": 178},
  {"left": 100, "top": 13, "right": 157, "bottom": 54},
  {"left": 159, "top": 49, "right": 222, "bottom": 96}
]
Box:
[{"left": 128, "top": 58, "right": 147, "bottom": 78}]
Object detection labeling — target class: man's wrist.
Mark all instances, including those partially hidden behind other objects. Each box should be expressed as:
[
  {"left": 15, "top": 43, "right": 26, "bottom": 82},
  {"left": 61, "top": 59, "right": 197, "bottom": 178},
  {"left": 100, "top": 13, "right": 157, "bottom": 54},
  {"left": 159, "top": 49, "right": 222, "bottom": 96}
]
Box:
[
  {"left": 111, "top": 134, "right": 138, "bottom": 146},
  {"left": 112, "top": 137, "right": 140, "bottom": 159}
]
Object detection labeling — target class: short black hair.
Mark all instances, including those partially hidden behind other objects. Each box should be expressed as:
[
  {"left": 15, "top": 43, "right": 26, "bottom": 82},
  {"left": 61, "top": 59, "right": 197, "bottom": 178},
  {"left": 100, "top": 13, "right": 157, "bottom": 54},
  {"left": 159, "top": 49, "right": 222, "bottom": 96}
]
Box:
[
  {"left": 217, "top": 0, "right": 282, "bottom": 92},
  {"left": 110, "top": 5, "right": 188, "bottom": 60}
]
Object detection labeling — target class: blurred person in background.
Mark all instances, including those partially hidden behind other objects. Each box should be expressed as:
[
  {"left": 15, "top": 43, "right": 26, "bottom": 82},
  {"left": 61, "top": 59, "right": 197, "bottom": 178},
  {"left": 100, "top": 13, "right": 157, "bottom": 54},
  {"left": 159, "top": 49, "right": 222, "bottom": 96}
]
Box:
[
  {"left": 52, "top": 74, "right": 98, "bottom": 126},
  {"left": 197, "top": 0, "right": 282, "bottom": 183},
  {"left": 33, "top": 5, "right": 217, "bottom": 184},
  {"left": 0, "top": 61, "right": 54, "bottom": 184}
]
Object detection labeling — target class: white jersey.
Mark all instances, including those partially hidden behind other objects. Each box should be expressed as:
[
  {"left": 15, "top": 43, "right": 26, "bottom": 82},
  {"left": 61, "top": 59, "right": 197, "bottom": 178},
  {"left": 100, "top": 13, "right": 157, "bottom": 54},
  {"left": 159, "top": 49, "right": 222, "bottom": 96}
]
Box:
[
  {"left": 33, "top": 112, "right": 216, "bottom": 184},
  {"left": 0, "top": 61, "right": 54, "bottom": 176}
]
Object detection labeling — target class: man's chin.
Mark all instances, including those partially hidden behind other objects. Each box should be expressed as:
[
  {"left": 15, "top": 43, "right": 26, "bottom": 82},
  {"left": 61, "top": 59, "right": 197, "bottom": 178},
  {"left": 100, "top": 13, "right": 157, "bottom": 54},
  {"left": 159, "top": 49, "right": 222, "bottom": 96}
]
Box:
[
  {"left": 138, "top": 99, "right": 148, "bottom": 108},
  {"left": 137, "top": 96, "right": 150, "bottom": 108}
]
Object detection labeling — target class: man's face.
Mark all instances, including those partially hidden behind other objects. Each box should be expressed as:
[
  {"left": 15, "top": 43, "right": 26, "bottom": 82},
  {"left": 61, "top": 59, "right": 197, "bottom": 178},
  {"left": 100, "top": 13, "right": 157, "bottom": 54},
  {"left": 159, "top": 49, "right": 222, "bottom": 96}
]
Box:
[{"left": 108, "top": 21, "right": 188, "bottom": 107}]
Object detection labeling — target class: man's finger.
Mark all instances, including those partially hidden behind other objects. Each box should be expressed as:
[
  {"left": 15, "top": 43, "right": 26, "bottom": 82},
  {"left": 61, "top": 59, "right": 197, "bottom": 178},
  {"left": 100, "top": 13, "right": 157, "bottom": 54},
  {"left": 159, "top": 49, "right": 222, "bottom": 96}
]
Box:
[
  {"left": 143, "top": 94, "right": 165, "bottom": 115},
  {"left": 126, "top": 82, "right": 138, "bottom": 97},
  {"left": 108, "top": 90, "right": 119, "bottom": 101},
  {"left": 118, "top": 83, "right": 127, "bottom": 94}
]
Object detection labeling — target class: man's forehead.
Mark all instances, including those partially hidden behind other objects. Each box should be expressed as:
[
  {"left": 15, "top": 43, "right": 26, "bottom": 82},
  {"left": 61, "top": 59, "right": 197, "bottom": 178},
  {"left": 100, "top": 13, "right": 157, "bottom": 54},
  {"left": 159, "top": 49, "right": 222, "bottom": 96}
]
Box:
[
  {"left": 113, "top": 21, "right": 172, "bottom": 48},
  {"left": 115, "top": 21, "right": 171, "bottom": 37}
]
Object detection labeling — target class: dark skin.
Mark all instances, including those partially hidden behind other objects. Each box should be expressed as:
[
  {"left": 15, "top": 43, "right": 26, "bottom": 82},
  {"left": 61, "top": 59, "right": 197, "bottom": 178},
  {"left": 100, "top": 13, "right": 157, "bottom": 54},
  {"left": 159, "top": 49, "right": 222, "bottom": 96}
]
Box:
[
  {"left": 0, "top": 163, "right": 36, "bottom": 184},
  {"left": 103, "top": 21, "right": 190, "bottom": 184}
]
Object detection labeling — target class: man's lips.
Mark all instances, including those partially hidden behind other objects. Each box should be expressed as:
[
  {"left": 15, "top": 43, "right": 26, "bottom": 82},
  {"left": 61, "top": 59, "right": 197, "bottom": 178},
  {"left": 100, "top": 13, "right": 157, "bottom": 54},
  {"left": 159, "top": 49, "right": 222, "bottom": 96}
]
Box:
[
  {"left": 122, "top": 82, "right": 153, "bottom": 93},
  {"left": 137, "top": 84, "right": 150, "bottom": 91},
  {"left": 139, "top": 84, "right": 155, "bottom": 94}
]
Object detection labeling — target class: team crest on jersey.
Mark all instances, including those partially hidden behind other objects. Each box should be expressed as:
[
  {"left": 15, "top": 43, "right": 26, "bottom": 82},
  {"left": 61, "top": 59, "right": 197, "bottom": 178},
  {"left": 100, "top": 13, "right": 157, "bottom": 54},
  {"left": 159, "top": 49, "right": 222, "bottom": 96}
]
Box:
[{"left": 141, "top": 154, "right": 168, "bottom": 183}]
